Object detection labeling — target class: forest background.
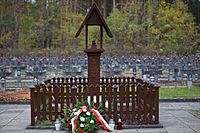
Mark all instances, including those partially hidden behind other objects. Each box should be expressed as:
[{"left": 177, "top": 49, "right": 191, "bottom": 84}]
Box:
[{"left": 0, "top": 0, "right": 200, "bottom": 56}]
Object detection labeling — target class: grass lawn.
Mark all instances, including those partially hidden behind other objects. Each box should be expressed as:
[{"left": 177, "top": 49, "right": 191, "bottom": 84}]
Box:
[
  {"left": 159, "top": 86, "right": 200, "bottom": 99},
  {"left": 0, "top": 86, "right": 200, "bottom": 101}
]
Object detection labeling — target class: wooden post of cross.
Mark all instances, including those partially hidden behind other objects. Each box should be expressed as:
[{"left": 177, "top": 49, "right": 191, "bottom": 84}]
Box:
[{"left": 75, "top": 3, "right": 113, "bottom": 86}]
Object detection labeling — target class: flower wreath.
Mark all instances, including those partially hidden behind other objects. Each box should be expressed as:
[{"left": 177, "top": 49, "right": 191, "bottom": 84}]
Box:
[{"left": 61, "top": 99, "right": 112, "bottom": 133}]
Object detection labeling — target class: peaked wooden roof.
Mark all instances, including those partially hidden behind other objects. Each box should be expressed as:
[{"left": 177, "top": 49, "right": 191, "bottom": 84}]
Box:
[{"left": 75, "top": 3, "right": 113, "bottom": 38}]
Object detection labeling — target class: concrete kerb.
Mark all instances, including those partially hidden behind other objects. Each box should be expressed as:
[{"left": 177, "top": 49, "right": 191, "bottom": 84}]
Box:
[
  {"left": 159, "top": 98, "right": 200, "bottom": 102},
  {"left": 27, "top": 124, "right": 163, "bottom": 130},
  {"left": 122, "top": 124, "right": 163, "bottom": 129},
  {"left": 1, "top": 98, "right": 200, "bottom": 104},
  {"left": 0, "top": 100, "right": 30, "bottom": 104},
  {"left": 27, "top": 125, "right": 55, "bottom": 130}
]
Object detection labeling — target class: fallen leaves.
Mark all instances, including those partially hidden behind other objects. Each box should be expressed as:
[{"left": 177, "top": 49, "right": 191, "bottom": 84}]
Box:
[{"left": 0, "top": 89, "right": 30, "bottom": 101}]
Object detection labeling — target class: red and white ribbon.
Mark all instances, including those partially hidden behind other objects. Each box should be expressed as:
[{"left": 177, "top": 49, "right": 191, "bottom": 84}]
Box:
[
  {"left": 91, "top": 109, "right": 112, "bottom": 131},
  {"left": 71, "top": 108, "right": 83, "bottom": 133},
  {"left": 71, "top": 107, "right": 112, "bottom": 133}
]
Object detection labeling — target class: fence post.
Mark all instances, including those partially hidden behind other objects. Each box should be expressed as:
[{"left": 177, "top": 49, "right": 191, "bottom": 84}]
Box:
[
  {"left": 149, "top": 83, "right": 153, "bottom": 123},
  {"left": 48, "top": 84, "right": 53, "bottom": 121},
  {"left": 36, "top": 85, "right": 41, "bottom": 121},
  {"left": 143, "top": 82, "right": 148, "bottom": 124},
  {"left": 136, "top": 78, "right": 142, "bottom": 124},
  {"left": 131, "top": 77, "right": 135, "bottom": 123},
  {"left": 42, "top": 84, "right": 46, "bottom": 121},
  {"left": 154, "top": 84, "right": 160, "bottom": 124},
  {"left": 30, "top": 86, "right": 35, "bottom": 126}
]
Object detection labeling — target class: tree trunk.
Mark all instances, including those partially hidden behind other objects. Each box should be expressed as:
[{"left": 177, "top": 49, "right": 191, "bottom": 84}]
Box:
[
  {"left": 74, "top": 0, "right": 77, "bottom": 13},
  {"left": 79, "top": 0, "right": 83, "bottom": 13},
  {"left": 104, "top": 0, "right": 107, "bottom": 18},
  {"left": 113, "top": 0, "right": 116, "bottom": 8},
  {"left": 15, "top": 0, "right": 24, "bottom": 49}
]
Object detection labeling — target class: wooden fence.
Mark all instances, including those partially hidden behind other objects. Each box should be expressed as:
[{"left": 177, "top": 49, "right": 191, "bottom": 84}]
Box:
[{"left": 30, "top": 77, "right": 159, "bottom": 126}]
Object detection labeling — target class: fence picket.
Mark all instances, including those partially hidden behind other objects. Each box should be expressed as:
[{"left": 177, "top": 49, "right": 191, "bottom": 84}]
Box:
[
  {"left": 131, "top": 82, "right": 135, "bottom": 123},
  {"left": 137, "top": 83, "right": 141, "bottom": 123},
  {"left": 143, "top": 83, "right": 147, "bottom": 123},
  {"left": 107, "top": 84, "right": 112, "bottom": 119},
  {"left": 61, "top": 84, "right": 64, "bottom": 115},
  {"left": 89, "top": 85, "right": 93, "bottom": 103},
  {"left": 102, "top": 84, "right": 106, "bottom": 113},
  {"left": 119, "top": 84, "right": 124, "bottom": 121},
  {"left": 30, "top": 87, "right": 35, "bottom": 126},
  {"left": 42, "top": 84, "right": 46, "bottom": 120},
  {"left": 113, "top": 86, "right": 118, "bottom": 124},
  {"left": 125, "top": 83, "right": 130, "bottom": 123},
  {"left": 54, "top": 85, "right": 59, "bottom": 120},
  {"left": 155, "top": 85, "right": 159, "bottom": 124},
  {"left": 95, "top": 85, "right": 100, "bottom": 108},
  {"left": 48, "top": 85, "right": 52, "bottom": 121},
  {"left": 36, "top": 85, "right": 41, "bottom": 121},
  {"left": 71, "top": 86, "right": 77, "bottom": 104}
]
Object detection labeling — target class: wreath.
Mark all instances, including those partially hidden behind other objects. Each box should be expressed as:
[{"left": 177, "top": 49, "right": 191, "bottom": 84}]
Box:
[{"left": 61, "top": 99, "right": 112, "bottom": 133}]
